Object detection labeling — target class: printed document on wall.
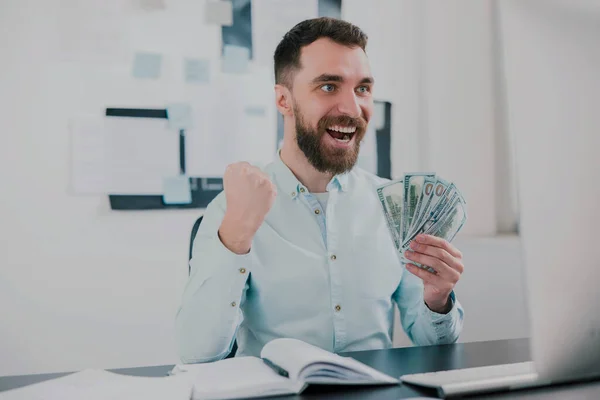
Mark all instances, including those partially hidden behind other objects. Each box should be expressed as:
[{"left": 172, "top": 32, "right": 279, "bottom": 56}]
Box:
[
  {"left": 70, "top": 116, "right": 179, "bottom": 195},
  {"left": 186, "top": 68, "right": 277, "bottom": 177},
  {"left": 70, "top": 116, "right": 108, "bottom": 195},
  {"left": 252, "top": 0, "right": 318, "bottom": 66},
  {"left": 56, "top": 0, "right": 129, "bottom": 64}
]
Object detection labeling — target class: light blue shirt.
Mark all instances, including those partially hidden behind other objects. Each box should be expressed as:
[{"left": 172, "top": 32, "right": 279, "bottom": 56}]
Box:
[{"left": 176, "top": 155, "right": 464, "bottom": 363}]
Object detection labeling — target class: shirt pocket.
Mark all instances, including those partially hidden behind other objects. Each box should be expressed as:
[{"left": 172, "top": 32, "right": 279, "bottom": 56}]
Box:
[{"left": 350, "top": 233, "right": 403, "bottom": 299}]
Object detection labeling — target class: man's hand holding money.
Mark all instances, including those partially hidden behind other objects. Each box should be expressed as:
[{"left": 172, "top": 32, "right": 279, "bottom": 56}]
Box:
[
  {"left": 376, "top": 174, "right": 468, "bottom": 315},
  {"left": 404, "top": 234, "right": 464, "bottom": 314}
]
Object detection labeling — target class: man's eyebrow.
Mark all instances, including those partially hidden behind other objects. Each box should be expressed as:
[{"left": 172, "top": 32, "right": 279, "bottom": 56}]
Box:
[
  {"left": 311, "top": 74, "right": 344, "bottom": 84},
  {"left": 310, "top": 74, "right": 375, "bottom": 85}
]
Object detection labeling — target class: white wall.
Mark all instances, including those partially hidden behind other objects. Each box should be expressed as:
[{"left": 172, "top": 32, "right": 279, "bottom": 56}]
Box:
[{"left": 0, "top": 0, "right": 532, "bottom": 376}]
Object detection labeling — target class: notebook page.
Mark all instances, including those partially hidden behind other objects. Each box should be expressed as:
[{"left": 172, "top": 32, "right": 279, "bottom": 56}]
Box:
[
  {"left": 261, "top": 338, "right": 398, "bottom": 384},
  {"left": 170, "top": 356, "right": 295, "bottom": 399}
]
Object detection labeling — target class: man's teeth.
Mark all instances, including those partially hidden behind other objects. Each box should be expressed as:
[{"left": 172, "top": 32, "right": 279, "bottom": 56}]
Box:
[
  {"left": 334, "top": 134, "right": 351, "bottom": 142},
  {"left": 328, "top": 125, "right": 356, "bottom": 134}
]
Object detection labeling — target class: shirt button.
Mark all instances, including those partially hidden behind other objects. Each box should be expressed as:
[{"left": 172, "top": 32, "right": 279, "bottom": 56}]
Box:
[
  {"left": 239, "top": 268, "right": 246, "bottom": 274},
  {"left": 291, "top": 192, "right": 296, "bottom": 197},
  {"left": 231, "top": 302, "right": 237, "bottom": 307},
  {"left": 335, "top": 305, "right": 341, "bottom": 312},
  {"left": 330, "top": 255, "right": 336, "bottom": 261},
  {"left": 300, "top": 187, "right": 306, "bottom": 193},
  {"left": 314, "top": 209, "right": 320, "bottom": 215}
]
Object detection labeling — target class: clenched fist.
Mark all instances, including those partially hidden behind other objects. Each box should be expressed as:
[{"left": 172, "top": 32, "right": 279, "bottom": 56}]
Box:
[{"left": 218, "top": 162, "right": 277, "bottom": 254}]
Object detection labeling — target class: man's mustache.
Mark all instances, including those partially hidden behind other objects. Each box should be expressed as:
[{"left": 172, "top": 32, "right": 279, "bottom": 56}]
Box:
[{"left": 318, "top": 114, "right": 368, "bottom": 131}]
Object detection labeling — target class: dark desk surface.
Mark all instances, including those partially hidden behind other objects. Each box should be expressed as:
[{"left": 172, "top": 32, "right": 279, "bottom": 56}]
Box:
[{"left": 2, "top": 338, "right": 600, "bottom": 399}]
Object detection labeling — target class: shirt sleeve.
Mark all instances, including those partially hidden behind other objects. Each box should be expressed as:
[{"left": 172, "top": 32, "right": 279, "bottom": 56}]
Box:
[
  {"left": 175, "top": 193, "right": 252, "bottom": 363},
  {"left": 392, "top": 267, "right": 464, "bottom": 345}
]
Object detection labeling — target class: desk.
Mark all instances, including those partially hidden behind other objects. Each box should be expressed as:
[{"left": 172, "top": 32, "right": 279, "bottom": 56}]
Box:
[{"left": 1, "top": 339, "right": 600, "bottom": 399}]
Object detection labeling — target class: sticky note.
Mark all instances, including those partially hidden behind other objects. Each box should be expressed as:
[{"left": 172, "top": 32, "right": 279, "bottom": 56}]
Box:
[
  {"left": 163, "top": 176, "right": 192, "bottom": 204},
  {"left": 245, "top": 105, "right": 266, "bottom": 117},
  {"left": 205, "top": 0, "right": 233, "bottom": 26},
  {"left": 373, "top": 102, "right": 386, "bottom": 130},
  {"left": 184, "top": 58, "right": 210, "bottom": 83},
  {"left": 166, "top": 103, "right": 193, "bottom": 130},
  {"left": 132, "top": 52, "right": 162, "bottom": 79},
  {"left": 138, "top": 0, "right": 166, "bottom": 11},
  {"left": 222, "top": 45, "right": 249, "bottom": 74}
]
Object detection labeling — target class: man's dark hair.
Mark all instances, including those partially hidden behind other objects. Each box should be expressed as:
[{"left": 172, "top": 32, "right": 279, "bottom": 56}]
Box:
[{"left": 274, "top": 17, "right": 368, "bottom": 88}]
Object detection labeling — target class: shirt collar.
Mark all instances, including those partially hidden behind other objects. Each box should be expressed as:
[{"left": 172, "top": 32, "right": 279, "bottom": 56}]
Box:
[{"left": 273, "top": 151, "right": 350, "bottom": 199}]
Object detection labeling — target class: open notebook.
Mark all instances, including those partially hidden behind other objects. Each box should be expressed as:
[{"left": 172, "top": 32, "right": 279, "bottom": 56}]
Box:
[{"left": 171, "top": 338, "right": 399, "bottom": 399}]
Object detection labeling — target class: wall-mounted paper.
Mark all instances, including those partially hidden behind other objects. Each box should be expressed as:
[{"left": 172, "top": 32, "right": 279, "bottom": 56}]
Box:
[
  {"left": 70, "top": 116, "right": 179, "bottom": 196},
  {"left": 205, "top": 0, "right": 233, "bottom": 26},
  {"left": 245, "top": 106, "right": 266, "bottom": 117},
  {"left": 56, "top": 0, "right": 128, "bottom": 64},
  {"left": 184, "top": 58, "right": 210, "bottom": 83},
  {"left": 163, "top": 176, "right": 192, "bottom": 204},
  {"left": 373, "top": 101, "right": 386, "bottom": 130},
  {"left": 166, "top": 103, "right": 193, "bottom": 130},
  {"left": 222, "top": 45, "right": 249, "bottom": 74},
  {"left": 356, "top": 122, "right": 378, "bottom": 175},
  {"left": 70, "top": 117, "right": 108, "bottom": 194},
  {"left": 186, "top": 68, "right": 277, "bottom": 177},
  {"left": 137, "top": 0, "right": 166, "bottom": 11},
  {"left": 252, "top": 0, "right": 318, "bottom": 66},
  {"left": 132, "top": 52, "right": 162, "bottom": 79},
  {"left": 104, "top": 117, "right": 179, "bottom": 195}
]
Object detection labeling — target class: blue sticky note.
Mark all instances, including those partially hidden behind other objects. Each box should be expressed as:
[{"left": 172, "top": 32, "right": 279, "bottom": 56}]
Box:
[
  {"left": 184, "top": 58, "right": 210, "bottom": 83},
  {"left": 245, "top": 105, "right": 266, "bottom": 117},
  {"left": 132, "top": 52, "right": 162, "bottom": 79},
  {"left": 163, "top": 176, "right": 192, "bottom": 204},
  {"left": 222, "top": 45, "right": 249, "bottom": 74},
  {"left": 166, "top": 103, "right": 193, "bottom": 130}
]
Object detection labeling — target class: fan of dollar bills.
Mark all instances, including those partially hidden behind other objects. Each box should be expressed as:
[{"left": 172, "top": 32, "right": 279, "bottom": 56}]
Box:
[{"left": 376, "top": 173, "right": 467, "bottom": 273}]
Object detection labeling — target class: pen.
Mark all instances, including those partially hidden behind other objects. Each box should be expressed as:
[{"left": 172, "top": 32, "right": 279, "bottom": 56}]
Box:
[{"left": 262, "top": 358, "right": 289, "bottom": 378}]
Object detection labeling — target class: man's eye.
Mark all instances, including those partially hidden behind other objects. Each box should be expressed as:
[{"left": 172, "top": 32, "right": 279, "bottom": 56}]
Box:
[
  {"left": 321, "top": 84, "right": 335, "bottom": 92},
  {"left": 357, "top": 86, "right": 370, "bottom": 93}
]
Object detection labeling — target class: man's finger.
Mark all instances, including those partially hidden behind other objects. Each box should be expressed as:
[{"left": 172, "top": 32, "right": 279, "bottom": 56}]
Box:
[
  {"left": 405, "top": 264, "right": 442, "bottom": 285},
  {"left": 405, "top": 250, "right": 460, "bottom": 283},
  {"left": 408, "top": 242, "right": 464, "bottom": 274},
  {"left": 415, "top": 234, "right": 462, "bottom": 258}
]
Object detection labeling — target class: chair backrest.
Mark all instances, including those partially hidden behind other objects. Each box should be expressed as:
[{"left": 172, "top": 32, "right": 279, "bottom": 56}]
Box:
[
  {"left": 189, "top": 216, "right": 203, "bottom": 275},
  {"left": 188, "top": 215, "right": 237, "bottom": 358}
]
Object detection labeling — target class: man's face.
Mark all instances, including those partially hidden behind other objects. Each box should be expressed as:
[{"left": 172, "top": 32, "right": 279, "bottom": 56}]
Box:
[{"left": 288, "top": 38, "right": 374, "bottom": 175}]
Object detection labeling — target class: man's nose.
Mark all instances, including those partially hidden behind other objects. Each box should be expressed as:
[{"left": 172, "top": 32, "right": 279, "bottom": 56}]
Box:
[{"left": 336, "top": 90, "right": 362, "bottom": 119}]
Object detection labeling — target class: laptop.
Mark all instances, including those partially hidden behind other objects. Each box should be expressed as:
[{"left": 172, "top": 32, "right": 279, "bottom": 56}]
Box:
[{"left": 400, "top": 0, "right": 600, "bottom": 397}]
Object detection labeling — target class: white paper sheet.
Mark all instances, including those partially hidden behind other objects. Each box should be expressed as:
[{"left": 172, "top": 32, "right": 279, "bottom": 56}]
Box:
[
  {"left": 69, "top": 117, "right": 108, "bottom": 195},
  {"left": 104, "top": 116, "right": 180, "bottom": 195},
  {"left": 356, "top": 122, "right": 378, "bottom": 175},
  {"left": 171, "top": 357, "right": 292, "bottom": 399},
  {"left": 0, "top": 369, "right": 192, "bottom": 400},
  {"left": 186, "top": 67, "right": 278, "bottom": 177},
  {"left": 251, "top": 0, "right": 319, "bottom": 66},
  {"left": 70, "top": 116, "right": 180, "bottom": 195},
  {"left": 56, "top": 0, "right": 129, "bottom": 64}
]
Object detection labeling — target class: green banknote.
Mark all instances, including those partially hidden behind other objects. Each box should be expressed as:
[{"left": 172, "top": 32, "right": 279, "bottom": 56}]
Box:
[
  {"left": 376, "top": 174, "right": 467, "bottom": 274},
  {"left": 402, "top": 173, "right": 435, "bottom": 243},
  {"left": 376, "top": 179, "right": 404, "bottom": 248}
]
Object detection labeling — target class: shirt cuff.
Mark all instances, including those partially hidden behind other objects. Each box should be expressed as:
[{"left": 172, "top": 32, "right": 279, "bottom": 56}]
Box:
[
  {"left": 213, "top": 227, "right": 254, "bottom": 268},
  {"left": 421, "top": 291, "right": 458, "bottom": 324}
]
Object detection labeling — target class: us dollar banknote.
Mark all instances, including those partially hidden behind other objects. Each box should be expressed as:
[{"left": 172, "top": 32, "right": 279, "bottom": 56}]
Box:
[{"left": 376, "top": 174, "right": 467, "bottom": 273}]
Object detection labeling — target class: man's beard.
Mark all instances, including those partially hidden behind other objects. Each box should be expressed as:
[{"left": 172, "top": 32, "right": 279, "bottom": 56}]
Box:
[{"left": 294, "top": 104, "right": 367, "bottom": 175}]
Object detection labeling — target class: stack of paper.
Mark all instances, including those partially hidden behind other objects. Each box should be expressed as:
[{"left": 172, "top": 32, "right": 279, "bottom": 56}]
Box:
[{"left": 0, "top": 369, "right": 192, "bottom": 400}]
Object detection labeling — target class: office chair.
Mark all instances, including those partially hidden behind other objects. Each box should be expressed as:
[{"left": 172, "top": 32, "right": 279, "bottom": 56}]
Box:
[{"left": 189, "top": 215, "right": 238, "bottom": 359}]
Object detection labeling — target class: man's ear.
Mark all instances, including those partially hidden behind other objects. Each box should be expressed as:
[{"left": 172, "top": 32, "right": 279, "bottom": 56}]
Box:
[{"left": 275, "top": 84, "right": 293, "bottom": 117}]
